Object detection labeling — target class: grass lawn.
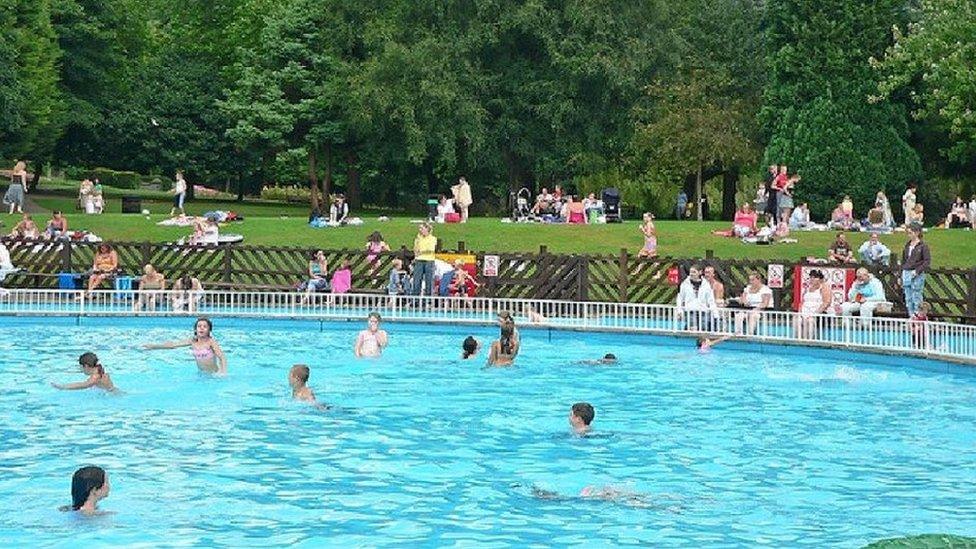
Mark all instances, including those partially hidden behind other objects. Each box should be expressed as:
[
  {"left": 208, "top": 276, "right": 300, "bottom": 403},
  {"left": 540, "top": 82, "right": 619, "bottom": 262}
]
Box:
[{"left": 9, "top": 180, "right": 975, "bottom": 266}]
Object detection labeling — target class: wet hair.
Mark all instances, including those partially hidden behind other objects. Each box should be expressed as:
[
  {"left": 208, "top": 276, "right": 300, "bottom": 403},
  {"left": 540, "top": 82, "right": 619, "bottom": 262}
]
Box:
[
  {"left": 603, "top": 353, "right": 616, "bottom": 361},
  {"left": 462, "top": 336, "right": 478, "bottom": 358},
  {"left": 368, "top": 231, "right": 383, "bottom": 243},
  {"left": 69, "top": 466, "right": 106, "bottom": 511},
  {"left": 78, "top": 352, "right": 104, "bottom": 375},
  {"left": 291, "top": 364, "right": 310, "bottom": 384},
  {"left": 696, "top": 337, "right": 706, "bottom": 348},
  {"left": 367, "top": 311, "right": 381, "bottom": 322},
  {"left": 499, "top": 323, "right": 514, "bottom": 354},
  {"left": 571, "top": 402, "right": 595, "bottom": 426},
  {"left": 194, "top": 317, "right": 213, "bottom": 336}
]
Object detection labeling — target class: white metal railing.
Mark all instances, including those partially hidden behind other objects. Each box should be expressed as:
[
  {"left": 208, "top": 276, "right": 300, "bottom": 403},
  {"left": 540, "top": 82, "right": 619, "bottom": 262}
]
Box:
[{"left": 0, "top": 289, "right": 973, "bottom": 364}]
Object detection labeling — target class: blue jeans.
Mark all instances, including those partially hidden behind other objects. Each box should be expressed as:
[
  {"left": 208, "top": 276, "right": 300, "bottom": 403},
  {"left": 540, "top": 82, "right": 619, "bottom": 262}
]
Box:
[
  {"left": 902, "top": 270, "right": 925, "bottom": 316},
  {"left": 412, "top": 260, "right": 435, "bottom": 296}
]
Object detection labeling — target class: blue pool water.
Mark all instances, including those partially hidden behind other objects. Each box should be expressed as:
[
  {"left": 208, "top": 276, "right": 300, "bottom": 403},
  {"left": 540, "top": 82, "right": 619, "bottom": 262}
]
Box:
[{"left": 1, "top": 317, "right": 975, "bottom": 547}]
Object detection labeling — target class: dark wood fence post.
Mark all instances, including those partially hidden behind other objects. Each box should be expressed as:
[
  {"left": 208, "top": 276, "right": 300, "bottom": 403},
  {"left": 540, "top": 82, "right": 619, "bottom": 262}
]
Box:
[
  {"left": 222, "top": 245, "right": 233, "bottom": 284},
  {"left": 60, "top": 239, "right": 73, "bottom": 273},
  {"left": 618, "top": 248, "right": 628, "bottom": 303},
  {"left": 140, "top": 241, "right": 152, "bottom": 268},
  {"left": 457, "top": 241, "right": 466, "bottom": 253},
  {"left": 578, "top": 255, "right": 589, "bottom": 301},
  {"left": 968, "top": 268, "right": 976, "bottom": 321},
  {"left": 536, "top": 245, "right": 548, "bottom": 299}
]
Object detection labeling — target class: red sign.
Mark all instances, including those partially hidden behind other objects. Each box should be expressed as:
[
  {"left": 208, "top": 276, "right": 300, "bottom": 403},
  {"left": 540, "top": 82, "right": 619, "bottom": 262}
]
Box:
[{"left": 667, "top": 267, "right": 680, "bottom": 286}]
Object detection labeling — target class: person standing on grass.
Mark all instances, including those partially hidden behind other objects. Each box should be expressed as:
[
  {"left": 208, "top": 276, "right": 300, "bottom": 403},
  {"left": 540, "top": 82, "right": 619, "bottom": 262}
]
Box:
[
  {"left": 4, "top": 161, "right": 28, "bottom": 215},
  {"left": 170, "top": 170, "right": 187, "bottom": 216},
  {"left": 412, "top": 223, "right": 437, "bottom": 296},
  {"left": 452, "top": 177, "right": 473, "bottom": 223},
  {"left": 902, "top": 183, "right": 917, "bottom": 228},
  {"left": 901, "top": 225, "right": 930, "bottom": 317}
]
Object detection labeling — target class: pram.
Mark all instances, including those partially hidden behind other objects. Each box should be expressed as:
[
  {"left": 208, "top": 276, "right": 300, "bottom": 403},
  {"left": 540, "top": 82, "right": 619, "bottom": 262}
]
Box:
[
  {"left": 510, "top": 188, "right": 533, "bottom": 222},
  {"left": 602, "top": 187, "right": 622, "bottom": 223}
]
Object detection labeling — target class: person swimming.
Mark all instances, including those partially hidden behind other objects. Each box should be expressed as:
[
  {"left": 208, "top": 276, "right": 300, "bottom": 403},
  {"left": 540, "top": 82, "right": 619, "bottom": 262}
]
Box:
[
  {"left": 143, "top": 317, "right": 228, "bottom": 374},
  {"left": 579, "top": 353, "right": 617, "bottom": 365},
  {"left": 569, "top": 402, "right": 595, "bottom": 435},
  {"left": 487, "top": 323, "right": 518, "bottom": 366},
  {"left": 59, "top": 466, "right": 110, "bottom": 515},
  {"left": 461, "top": 336, "right": 480, "bottom": 359},
  {"left": 354, "top": 312, "right": 389, "bottom": 358},
  {"left": 51, "top": 352, "right": 116, "bottom": 392},
  {"left": 530, "top": 484, "right": 657, "bottom": 508},
  {"left": 696, "top": 335, "right": 730, "bottom": 353},
  {"left": 289, "top": 364, "right": 327, "bottom": 409}
]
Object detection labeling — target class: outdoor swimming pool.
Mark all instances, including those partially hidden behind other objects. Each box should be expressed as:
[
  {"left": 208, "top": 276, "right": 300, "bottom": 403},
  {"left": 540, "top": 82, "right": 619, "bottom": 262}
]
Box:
[{"left": 1, "top": 316, "right": 975, "bottom": 547}]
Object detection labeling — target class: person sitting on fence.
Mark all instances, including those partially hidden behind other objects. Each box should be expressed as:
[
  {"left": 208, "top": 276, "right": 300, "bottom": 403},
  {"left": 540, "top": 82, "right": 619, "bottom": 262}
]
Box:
[
  {"left": 910, "top": 301, "right": 931, "bottom": 349},
  {"left": 133, "top": 264, "right": 166, "bottom": 312},
  {"left": 675, "top": 265, "right": 719, "bottom": 330},
  {"left": 793, "top": 269, "right": 832, "bottom": 339},
  {"left": 638, "top": 213, "right": 657, "bottom": 258},
  {"left": 45, "top": 210, "right": 69, "bottom": 239},
  {"left": 365, "top": 231, "right": 390, "bottom": 278},
  {"left": 83, "top": 243, "right": 119, "bottom": 297},
  {"left": 330, "top": 260, "right": 352, "bottom": 294},
  {"left": 171, "top": 275, "right": 204, "bottom": 312},
  {"left": 828, "top": 233, "right": 854, "bottom": 263},
  {"left": 789, "top": 203, "right": 814, "bottom": 230},
  {"left": 734, "top": 271, "right": 773, "bottom": 335},
  {"left": 839, "top": 268, "right": 887, "bottom": 322},
  {"left": 829, "top": 202, "right": 855, "bottom": 231},
  {"left": 858, "top": 233, "right": 891, "bottom": 266},
  {"left": 301, "top": 250, "right": 330, "bottom": 298},
  {"left": 703, "top": 266, "right": 726, "bottom": 307},
  {"left": 329, "top": 194, "right": 349, "bottom": 224},
  {"left": 387, "top": 257, "right": 410, "bottom": 298},
  {"left": 449, "top": 259, "right": 480, "bottom": 298},
  {"left": 8, "top": 213, "right": 40, "bottom": 239}
]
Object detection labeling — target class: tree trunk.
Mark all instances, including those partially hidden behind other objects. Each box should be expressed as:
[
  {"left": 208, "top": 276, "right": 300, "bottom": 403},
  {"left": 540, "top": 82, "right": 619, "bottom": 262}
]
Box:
[
  {"left": 696, "top": 160, "right": 703, "bottom": 221},
  {"left": 346, "top": 150, "right": 361, "bottom": 209},
  {"left": 323, "top": 141, "right": 333, "bottom": 199},
  {"left": 308, "top": 147, "right": 320, "bottom": 212},
  {"left": 722, "top": 166, "right": 739, "bottom": 221},
  {"left": 28, "top": 168, "right": 42, "bottom": 193},
  {"left": 236, "top": 169, "right": 245, "bottom": 202}
]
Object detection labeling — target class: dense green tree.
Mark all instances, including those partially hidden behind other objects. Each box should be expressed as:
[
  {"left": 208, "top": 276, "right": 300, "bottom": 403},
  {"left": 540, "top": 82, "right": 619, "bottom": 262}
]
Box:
[{"left": 762, "top": 0, "right": 921, "bottom": 218}]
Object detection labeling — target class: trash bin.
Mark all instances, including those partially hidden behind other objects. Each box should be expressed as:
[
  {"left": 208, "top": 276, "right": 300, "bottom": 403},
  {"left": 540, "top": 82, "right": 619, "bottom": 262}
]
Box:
[{"left": 121, "top": 195, "right": 141, "bottom": 214}]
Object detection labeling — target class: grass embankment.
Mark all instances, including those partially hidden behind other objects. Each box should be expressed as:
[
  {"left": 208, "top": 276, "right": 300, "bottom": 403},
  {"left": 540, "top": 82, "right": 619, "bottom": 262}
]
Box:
[{"left": 9, "top": 179, "right": 975, "bottom": 266}]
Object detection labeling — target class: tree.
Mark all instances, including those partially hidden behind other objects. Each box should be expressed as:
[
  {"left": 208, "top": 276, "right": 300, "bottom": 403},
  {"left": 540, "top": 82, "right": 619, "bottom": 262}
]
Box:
[
  {"left": 873, "top": 0, "right": 976, "bottom": 166},
  {"left": 762, "top": 0, "right": 921, "bottom": 218}
]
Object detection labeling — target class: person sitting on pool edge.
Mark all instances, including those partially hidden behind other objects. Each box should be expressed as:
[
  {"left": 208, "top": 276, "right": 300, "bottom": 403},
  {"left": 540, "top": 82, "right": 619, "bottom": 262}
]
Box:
[
  {"left": 289, "top": 364, "right": 327, "bottom": 409},
  {"left": 569, "top": 402, "right": 595, "bottom": 435},
  {"left": 696, "top": 335, "right": 730, "bottom": 353},
  {"left": 354, "top": 312, "right": 389, "bottom": 358},
  {"left": 461, "top": 336, "right": 480, "bottom": 359},
  {"left": 60, "top": 466, "right": 110, "bottom": 515},
  {"left": 51, "top": 352, "right": 116, "bottom": 392}
]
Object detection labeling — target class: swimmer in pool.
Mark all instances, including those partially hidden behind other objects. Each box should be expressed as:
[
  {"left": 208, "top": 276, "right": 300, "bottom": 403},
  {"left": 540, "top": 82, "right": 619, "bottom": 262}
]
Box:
[
  {"left": 143, "top": 317, "right": 228, "bottom": 374},
  {"left": 579, "top": 353, "right": 617, "bottom": 365},
  {"left": 487, "top": 322, "right": 518, "bottom": 366},
  {"left": 531, "top": 484, "right": 655, "bottom": 508},
  {"left": 354, "top": 312, "right": 388, "bottom": 358},
  {"left": 696, "top": 335, "right": 730, "bottom": 353},
  {"left": 59, "top": 466, "right": 110, "bottom": 515},
  {"left": 461, "top": 336, "right": 480, "bottom": 359},
  {"left": 288, "top": 364, "right": 327, "bottom": 409},
  {"left": 569, "top": 402, "right": 595, "bottom": 435},
  {"left": 51, "top": 352, "right": 116, "bottom": 392}
]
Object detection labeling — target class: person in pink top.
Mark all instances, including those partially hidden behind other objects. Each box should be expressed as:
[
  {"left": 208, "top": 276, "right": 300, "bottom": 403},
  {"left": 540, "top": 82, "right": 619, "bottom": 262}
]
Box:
[
  {"left": 330, "top": 260, "right": 352, "bottom": 294},
  {"left": 732, "top": 203, "right": 758, "bottom": 237}
]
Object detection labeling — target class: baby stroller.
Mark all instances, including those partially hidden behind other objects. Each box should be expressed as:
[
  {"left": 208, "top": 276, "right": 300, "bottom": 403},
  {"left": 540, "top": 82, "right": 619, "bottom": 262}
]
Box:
[
  {"left": 510, "top": 187, "right": 533, "bottom": 222},
  {"left": 602, "top": 187, "right": 622, "bottom": 223}
]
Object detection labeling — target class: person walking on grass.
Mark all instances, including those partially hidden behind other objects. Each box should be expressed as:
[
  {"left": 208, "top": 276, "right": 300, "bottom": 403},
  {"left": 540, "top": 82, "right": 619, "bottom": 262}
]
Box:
[{"left": 170, "top": 170, "right": 187, "bottom": 216}]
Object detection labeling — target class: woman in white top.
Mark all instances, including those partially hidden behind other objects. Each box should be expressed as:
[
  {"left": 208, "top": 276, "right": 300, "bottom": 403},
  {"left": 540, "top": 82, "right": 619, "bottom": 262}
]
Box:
[
  {"left": 734, "top": 272, "right": 773, "bottom": 335},
  {"left": 451, "top": 177, "right": 473, "bottom": 223},
  {"left": 170, "top": 171, "right": 188, "bottom": 216},
  {"left": 792, "top": 269, "right": 833, "bottom": 339}
]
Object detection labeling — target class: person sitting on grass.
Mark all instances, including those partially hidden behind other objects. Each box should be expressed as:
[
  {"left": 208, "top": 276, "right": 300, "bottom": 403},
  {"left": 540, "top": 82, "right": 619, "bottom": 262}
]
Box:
[
  {"left": 531, "top": 188, "right": 554, "bottom": 215},
  {"left": 329, "top": 194, "right": 349, "bottom": 224},
  {"left": 565, "top": 195, "right": 587, "bottom": 224},
  {"left": 569, "top": 402, "right": 595, "bottom": 436},
  {"left": 789, "top": 203, "right": 813, "bottom": 230},
  {"left": 133, "top": 263, "right": 166, "bottom": 312},
  {"left": 51, "top": 352, "right": 116, "bottom": 392},
  {"left": 829, "top": 202, "right": 854, "bottom": 231},
  {"left": 45, "top": 210, "right": 69, "bottom": 239},
  {"left": 8, "top": 212, "right": 40, "bottom": 239},
  {"left": 858, "top": 233, "right": 891, "bottom": 266},
  {"left": 907, "top": 203, "right": 924, "bottom": 226},
  {"left": 839, "top": 268, "right": 886, "bottom": 322},
  {"left": 83, "top": 243, "right": 119, "bottom": 297},
  {"left": 828, "top": 233, "right": 854, "bottom": 263}
]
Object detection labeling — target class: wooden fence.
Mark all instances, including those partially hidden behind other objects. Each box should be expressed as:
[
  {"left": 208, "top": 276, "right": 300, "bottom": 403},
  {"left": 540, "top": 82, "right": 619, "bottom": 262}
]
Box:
[{"left": 3, "top": 238, "right": 975, "bottom": 321}]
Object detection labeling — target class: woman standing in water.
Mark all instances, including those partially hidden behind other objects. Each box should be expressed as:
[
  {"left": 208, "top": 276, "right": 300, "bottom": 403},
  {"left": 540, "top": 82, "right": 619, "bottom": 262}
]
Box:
[
  {"left": 60, "top": 466, "right": 110, "bottom": 515},
  {"left": 143, "top": 317, "right": 227, "bottom": 374}
]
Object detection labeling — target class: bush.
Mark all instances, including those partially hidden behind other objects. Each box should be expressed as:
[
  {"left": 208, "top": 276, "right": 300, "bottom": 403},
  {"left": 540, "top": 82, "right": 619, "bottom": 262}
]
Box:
[{"left": 261, "top": 185, "right": 310, "bottom": 202}]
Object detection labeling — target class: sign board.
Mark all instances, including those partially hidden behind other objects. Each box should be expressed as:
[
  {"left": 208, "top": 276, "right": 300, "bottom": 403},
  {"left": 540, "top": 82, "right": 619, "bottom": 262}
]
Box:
[
  {"left": 483, "top": 255, "right": 499, "bottom": 277},
  {"left": 767, "top": 264, "right": 784, "bottom": 289},
  {"left": 667, "top": 266, "right": 680, "bottom": 286},
  {"left": 792, "top": 266, "right": 855, "bottom": 313}
]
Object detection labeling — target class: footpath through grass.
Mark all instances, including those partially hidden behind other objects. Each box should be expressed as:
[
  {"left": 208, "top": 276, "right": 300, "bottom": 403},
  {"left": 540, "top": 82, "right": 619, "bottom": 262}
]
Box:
[{"left": 11, "top": 182, "right": 976, "bottom": 267}]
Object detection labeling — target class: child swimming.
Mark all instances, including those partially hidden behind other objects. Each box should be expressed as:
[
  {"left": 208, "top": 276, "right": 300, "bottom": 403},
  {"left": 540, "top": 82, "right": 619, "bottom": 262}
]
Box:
[
  {"left": 289, "top": 364, "right": 327, "bottom": 409},
  {"left": 354, "top": 312, "right": 389, "bottom": 358},
  {"left": 51, "top": 352, "right": 116, "bottom": 392},
  {"left": 569, "top": 402, "right": 595, "bottom": 435},
  {"left": 696, "top": 335, "right": 731, "bottom": 353},
  {"left": 143, "top": 317, "right": 228, "bottom": 374},
  {"left": 59, "top": 466, "right": 110, "bottom": 515},
  {"left": 487, "top": 323, "right": 518, "bottom": 366},
  {"left": 461, "top": 336, "right": 480, "bottom": 359}
]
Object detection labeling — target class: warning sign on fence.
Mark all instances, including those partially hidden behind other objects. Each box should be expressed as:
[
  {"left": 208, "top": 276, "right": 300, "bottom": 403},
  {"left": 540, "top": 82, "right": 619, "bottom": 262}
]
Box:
[
  {"left": 767, "top": 264, "right": 784, "bottom": 289},
  {"left": 483, "top": 255, "right": 499, "bottom": 277}
]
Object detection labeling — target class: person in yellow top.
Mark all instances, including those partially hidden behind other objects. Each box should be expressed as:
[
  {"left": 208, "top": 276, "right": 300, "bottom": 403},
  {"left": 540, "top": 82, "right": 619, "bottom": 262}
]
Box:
[{"left": 412, "top": 223, "right": 437, "bottom": 295}]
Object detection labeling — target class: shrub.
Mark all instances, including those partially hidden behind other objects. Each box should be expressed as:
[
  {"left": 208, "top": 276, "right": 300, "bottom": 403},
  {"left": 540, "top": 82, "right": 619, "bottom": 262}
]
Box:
[
  {"left": 261, "top": 185, "right": 310, "bottom": 202},
  {"left": 87, "top": 167, "right": 142, "bottom": 189}
]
